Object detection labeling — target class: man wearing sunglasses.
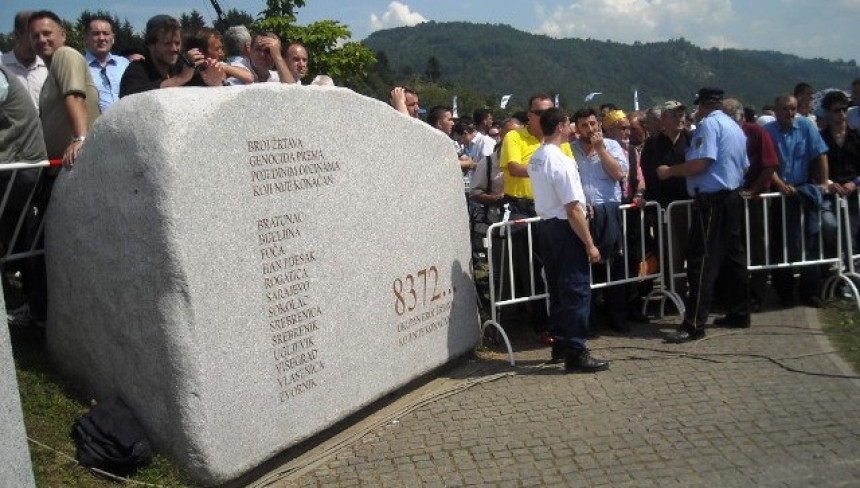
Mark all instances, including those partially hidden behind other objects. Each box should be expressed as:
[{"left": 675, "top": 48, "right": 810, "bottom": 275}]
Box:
[{"left": 820, "top": 91, "right": 860, "bottom": 267}]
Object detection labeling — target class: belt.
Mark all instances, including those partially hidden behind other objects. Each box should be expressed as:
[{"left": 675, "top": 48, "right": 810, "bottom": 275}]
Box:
[
  {"left": 502, "top": 195, "right": 534, "bottom": 207},
  {"left": 694, "top": 188, "right": 738, "bottom": 203}
]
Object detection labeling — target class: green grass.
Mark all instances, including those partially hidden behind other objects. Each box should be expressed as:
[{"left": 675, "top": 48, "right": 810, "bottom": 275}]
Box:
[
  {"left": 10, "top": 325, "right": 194, "bottom": 487},
  {"left": 820, "top": 298, "right": 860, "bottom": 373}
]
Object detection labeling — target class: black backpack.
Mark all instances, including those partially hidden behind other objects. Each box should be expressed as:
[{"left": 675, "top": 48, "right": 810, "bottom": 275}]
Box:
[{"left": 71, "top": 397, "right": 152, "bottom": 474}]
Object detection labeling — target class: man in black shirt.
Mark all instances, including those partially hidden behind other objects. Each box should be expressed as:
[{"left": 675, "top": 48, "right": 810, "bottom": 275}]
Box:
[
  {"left": 120, "top": 15, "right": 224, "bottom": 97},
  {"left": 640, "top": 101, "right": 693, "bottom": 297},
  {"left": 821, "top": 90, "right": 860, "bottom": 259}
]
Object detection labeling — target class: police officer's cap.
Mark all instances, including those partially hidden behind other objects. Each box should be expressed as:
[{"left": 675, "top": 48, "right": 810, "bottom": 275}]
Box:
[{"left": 693, "top": 87, "right": 724, "bottom": 105}]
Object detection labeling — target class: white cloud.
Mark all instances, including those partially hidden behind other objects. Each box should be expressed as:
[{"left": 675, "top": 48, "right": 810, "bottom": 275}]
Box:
[
  {"left": 536, "top": 0, "right": 733, "bottom": 43},
  {"left": 369, "top": 1, "right": 428, "bottom": 32}
]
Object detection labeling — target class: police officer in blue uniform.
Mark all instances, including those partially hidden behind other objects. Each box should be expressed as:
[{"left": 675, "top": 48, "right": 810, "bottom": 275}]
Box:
[{"left": 657, "top": 87, "right": 751, "bottom": 343}]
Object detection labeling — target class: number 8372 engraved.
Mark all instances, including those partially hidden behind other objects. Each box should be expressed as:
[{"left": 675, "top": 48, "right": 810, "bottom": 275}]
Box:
[{"left": 392, "top": 266, "right": 452, "bottom": 316}]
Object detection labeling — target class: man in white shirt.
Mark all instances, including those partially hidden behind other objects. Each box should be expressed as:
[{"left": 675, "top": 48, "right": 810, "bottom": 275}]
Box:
[
  {"left": 0, "top": 11, "right": 48, "bottom": 108},
  {"left": 527, "top": 107, "right": 607, "bottom": 373}
]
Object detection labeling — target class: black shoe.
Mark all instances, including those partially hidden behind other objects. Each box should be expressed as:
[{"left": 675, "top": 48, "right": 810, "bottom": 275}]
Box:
[
  {"left": 749, "top": 298, "right": 762, "bottom": 313},
  {"left": 608, "top": 319, "right": 631, "bottom": 334},
  {"left": 550, "top": 342, "right": 566, "bottom": 364},
  {"left": 627, "top": 309, "right": 650, "bottom": 324},
  {"left": 564, "top": 349, "right": 609, "bottom": 373},
  {"left": 713, "top": 313, "right": 750, "bottom": 328},
  {"left": 665, "top": 328, "right": 705, "bottom": 344},
  {"left": 802, "top": 296, "right": 823, "bottom": 308}
]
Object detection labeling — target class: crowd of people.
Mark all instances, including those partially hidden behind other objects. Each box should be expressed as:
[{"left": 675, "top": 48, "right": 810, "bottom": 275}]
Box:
[
  {"left": 389, "top": 78, "right": 860, "bottom": 373},
  {"left": 0, "top": 10, "right": 324, "bottom": 326},
  {"left": 2, "top": 9, "right": 860, "bottom": 374}
]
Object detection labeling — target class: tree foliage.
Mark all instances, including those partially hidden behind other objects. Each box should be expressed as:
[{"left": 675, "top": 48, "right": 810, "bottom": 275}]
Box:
[
  {"left": 0, "top": 32, "right": 13, "bottom": 53},
  {"left": 180, "top": 10, "right": 207, "bottom": 32},
  {"left": 222, "top": 9, "right": 255, "bottom": 29},
  {"left": 75, "top": 10, "right": 143, "bottom": 53},
  {"left": 60, "top": 19, "right": 84, "bottom": 53},
  {"left": 425, "top": 55, "right": 441, "bottom": 82},
  {"left": 254, "top": 5, "right": 376, "bottom": 86},
  {"left": 261, "top": 0, "right": 307, "bottom": 18},
  {"left": 363, "top": 21, "right": 860, "bottom": 111}
]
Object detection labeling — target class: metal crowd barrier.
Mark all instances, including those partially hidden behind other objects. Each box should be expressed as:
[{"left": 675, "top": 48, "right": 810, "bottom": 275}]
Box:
[
  {"left": 481, "top": 216, "right": 544, "bottom": 366},
  {"left": 666, "top": 192, "right": 852, "bottom": 308},
  {"left": 0, "top": 160, "right": 60, "bottom": 266},
  {"left": 742, "top": 192, "right": 840, "bottom": 272},
  {"left": 664, "top": 199, "right": 694, "bottom": 301},
  {"left": 820, "top": 193, "right": 860, "bottom": 307},
  {"left": 593, "top": 202, "right": 685, "bottom": 317},
  {"left": 480, "top": 202, "right": 684, "bottom": 366}
]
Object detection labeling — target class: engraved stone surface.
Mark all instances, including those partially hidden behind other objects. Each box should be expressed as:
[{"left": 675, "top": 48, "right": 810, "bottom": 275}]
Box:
[
  {"left": 45, "top": 84, "right": 479, "bottom": 485},
  {"left": 1, "top": 293, "right": 36, "bottom": 488}
]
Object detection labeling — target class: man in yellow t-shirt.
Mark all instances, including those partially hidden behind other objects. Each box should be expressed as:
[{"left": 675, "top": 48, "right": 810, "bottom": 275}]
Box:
[
  {"left": 500, "top": 93, "right": 573, "bottom": 215},
  {"left": 497, "top": 93, "right": 573, "bottom": 337}
]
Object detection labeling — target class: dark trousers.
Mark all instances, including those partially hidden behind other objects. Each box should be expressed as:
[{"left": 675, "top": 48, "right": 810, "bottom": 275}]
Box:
[
  {"left": 539, "top": 218, "right": 591, "bottom": 348},
  {"left": 591, "top": 254, "right": 627, "bottom": 327},
  {"left": 684, "top": 190, "right": 749, "bottom": 330}
]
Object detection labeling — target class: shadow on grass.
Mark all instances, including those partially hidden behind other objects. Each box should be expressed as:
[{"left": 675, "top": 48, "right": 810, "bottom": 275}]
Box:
[{"left": 9, "top": 323, "right": 195, "bottom": 487}]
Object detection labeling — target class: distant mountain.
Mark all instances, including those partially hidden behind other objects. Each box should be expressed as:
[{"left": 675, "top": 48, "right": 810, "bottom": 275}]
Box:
[{"left": 363, "top": 22, "right": 858, "bottom": 110}]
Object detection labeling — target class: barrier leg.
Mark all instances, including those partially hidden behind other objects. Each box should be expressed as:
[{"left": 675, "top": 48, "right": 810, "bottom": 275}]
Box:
[{"left": 481, "top": 319, "right": 515, "bottom": 366}]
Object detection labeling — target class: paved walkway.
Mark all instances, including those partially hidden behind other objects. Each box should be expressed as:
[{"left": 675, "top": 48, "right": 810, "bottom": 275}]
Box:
[{"left": 248, "top": 304, "right": 860, "bottom": 487}]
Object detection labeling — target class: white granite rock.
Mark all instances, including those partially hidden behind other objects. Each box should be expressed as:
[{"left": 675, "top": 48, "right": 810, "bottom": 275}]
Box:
[
  {"left": 1, "top": 294, "right": 36, "bottom": 488},
  {"left": 45, "top": 84, "right": 479, "bottom": 485}
]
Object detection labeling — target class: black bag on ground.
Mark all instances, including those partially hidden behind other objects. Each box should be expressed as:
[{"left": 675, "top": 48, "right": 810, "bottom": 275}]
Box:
[{"left": 71, "top": 397, "right": 152, "bottom": 474}]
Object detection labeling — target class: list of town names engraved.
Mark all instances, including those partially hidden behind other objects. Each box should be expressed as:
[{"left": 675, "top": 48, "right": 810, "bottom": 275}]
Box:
[{"left": 247, "top": 136, "right": 334, "bottom": 403}]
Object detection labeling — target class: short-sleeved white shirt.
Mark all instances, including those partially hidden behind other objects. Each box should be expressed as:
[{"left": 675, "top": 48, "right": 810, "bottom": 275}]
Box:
[
  {"left": 527, "top": 143, "right": 586, "bottom": 220},
  {"left": 469, "top": 132, "right": 496, "bottom": 161}
]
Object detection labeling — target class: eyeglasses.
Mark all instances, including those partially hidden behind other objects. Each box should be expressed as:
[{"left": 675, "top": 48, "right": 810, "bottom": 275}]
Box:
[
  {"left": 530, "top": 109, "right": 547, "bottom": 116},
  {"left": 830, "top": 106, "right": 848, "bottom": 114},
  {"left": 617, "top": 125, "right": 632, "bottom": 131},
  {"left": 489, "top": 132, "right": 500, "bottom": 138}
]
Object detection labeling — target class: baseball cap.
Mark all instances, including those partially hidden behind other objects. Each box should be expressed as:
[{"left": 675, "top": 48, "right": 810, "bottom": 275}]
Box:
[{"left": 661, "top": 100, "right": 685, "bottom": 111}]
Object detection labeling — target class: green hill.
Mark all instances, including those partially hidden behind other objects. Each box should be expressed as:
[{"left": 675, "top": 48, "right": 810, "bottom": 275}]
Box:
[{"left": 362, "top": 21, "right": 859, "bottom": 111}]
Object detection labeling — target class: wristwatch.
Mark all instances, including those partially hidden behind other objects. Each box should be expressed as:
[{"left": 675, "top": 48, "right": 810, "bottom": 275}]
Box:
[{"left": 71, "top": 135, "right": 86, "bottom": 143}]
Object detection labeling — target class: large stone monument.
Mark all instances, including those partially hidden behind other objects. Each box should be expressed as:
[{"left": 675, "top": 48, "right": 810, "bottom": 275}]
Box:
[
  {"left": 45, "top": 84, "right": 479, "bottom": 485},
  {"left": 1, "top": 294, "right": 36, "bottom": 488}
]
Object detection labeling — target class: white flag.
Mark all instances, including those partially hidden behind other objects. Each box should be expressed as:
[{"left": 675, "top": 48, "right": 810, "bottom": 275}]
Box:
[
  {"left": 554, "top": 93, "right": 560, "bottom": 108},
  {"left": 584, "top": 91, "right": 602, "bottom": 102},
  {"left": 452, "top": 95, "right": 458, "bottom": 119},
  {"left": 634, "top": 90, "right": 639, "bottom": 111},
  {"left": 500, "top": 94, "right": 512, "bottom": 109}
]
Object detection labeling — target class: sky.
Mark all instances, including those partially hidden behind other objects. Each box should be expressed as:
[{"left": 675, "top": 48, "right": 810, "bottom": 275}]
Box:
[{"left": 3, "top": 0, "right": 859, "bottom": 63}]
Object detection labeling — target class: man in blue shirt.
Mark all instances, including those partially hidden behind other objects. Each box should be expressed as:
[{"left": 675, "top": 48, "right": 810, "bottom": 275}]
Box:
[
  {"left": 657, "top": 87, "right": 750, "bottom": 343},
  {"left": 84, "top": 16, "right": 129, "bottom": 112},
  {"left": 571, "top": 107, "right": 630, "bottom": 333},
  {"left": 764, "top": 94, "right": 830, "bottom": 307}
]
